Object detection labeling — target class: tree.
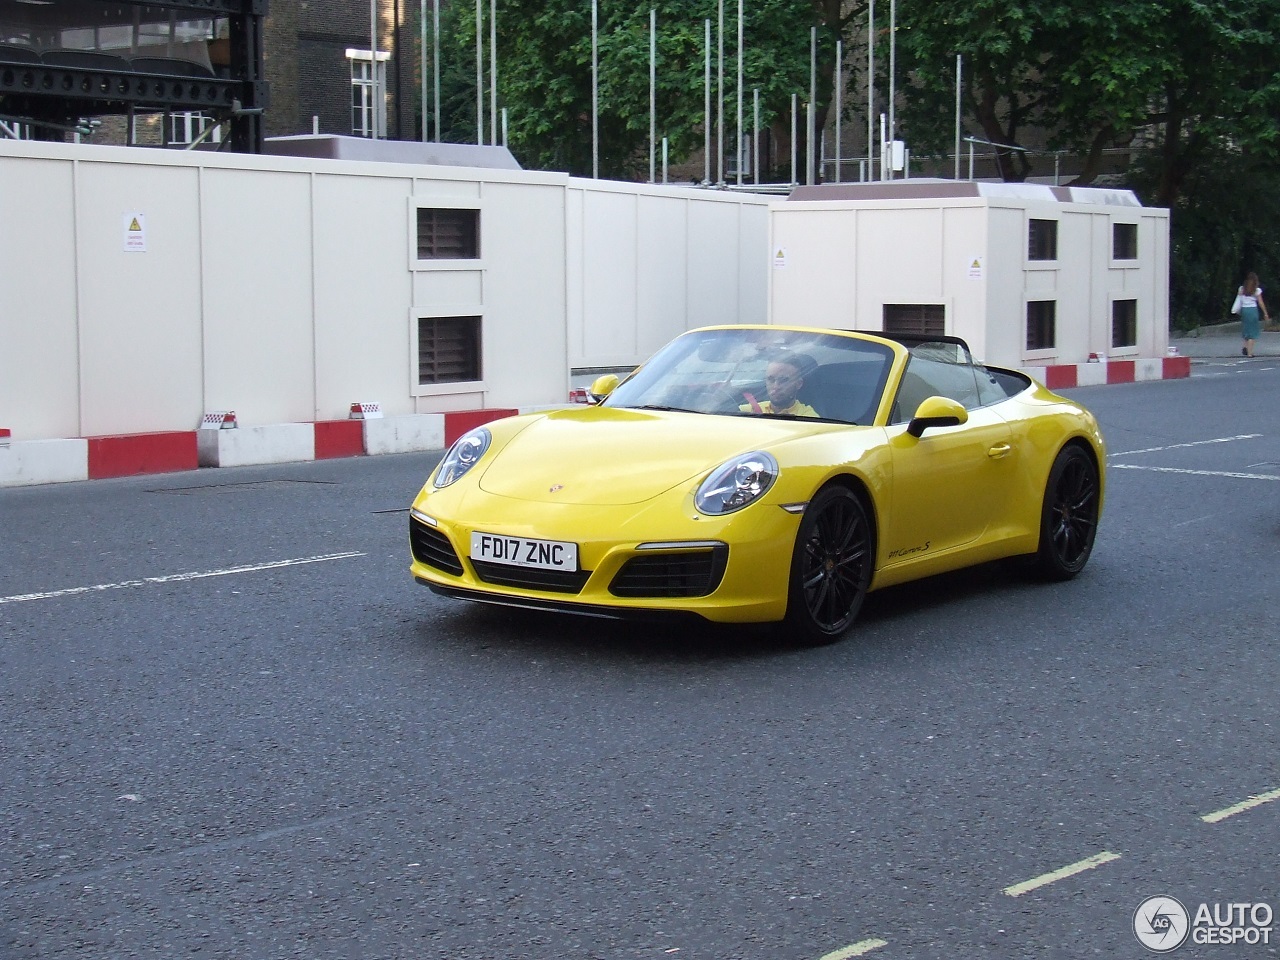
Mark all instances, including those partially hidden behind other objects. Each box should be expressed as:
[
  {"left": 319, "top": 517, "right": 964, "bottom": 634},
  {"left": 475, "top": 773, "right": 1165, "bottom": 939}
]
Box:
[
  {"left": 893, "top": 0, "right": 1280, "bottom": 206},
  {"left": 428, "top": 0, "right": 866, "bottom": 181}
]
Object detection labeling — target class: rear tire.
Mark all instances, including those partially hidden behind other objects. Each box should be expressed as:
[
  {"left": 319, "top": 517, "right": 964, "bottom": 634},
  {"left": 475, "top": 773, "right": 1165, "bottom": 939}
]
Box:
[
  {"left": 783, "top": 486, "right": 873, "bottom": 644},
  {"left": 1032, "top": 444, "right": 1099, "bottom": 580}
]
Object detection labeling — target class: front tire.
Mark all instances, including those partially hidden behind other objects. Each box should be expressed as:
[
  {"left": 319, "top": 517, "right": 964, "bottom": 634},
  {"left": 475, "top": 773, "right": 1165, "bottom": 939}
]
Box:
[
  {"left": 1032, "top": 444, "right": 1100, "bottom": 580},
  {"left": 784, "top": 486, "right": 873, "bottom": 644}
]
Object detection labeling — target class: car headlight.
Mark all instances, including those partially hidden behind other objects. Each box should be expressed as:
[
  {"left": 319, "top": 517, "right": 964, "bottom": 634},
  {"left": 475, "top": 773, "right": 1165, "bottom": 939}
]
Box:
[
  {"left": 695, "top": 451, "right": 779, "bottom": 515},
  {"left": 432, "top": 427, "right": 491, "bottom": 488}
]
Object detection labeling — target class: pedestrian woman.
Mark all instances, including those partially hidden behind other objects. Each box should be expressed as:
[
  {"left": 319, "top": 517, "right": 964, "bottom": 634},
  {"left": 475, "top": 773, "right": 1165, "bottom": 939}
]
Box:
[{"left": 1234, "top": 272, "right": 1271, "bottom": 358}]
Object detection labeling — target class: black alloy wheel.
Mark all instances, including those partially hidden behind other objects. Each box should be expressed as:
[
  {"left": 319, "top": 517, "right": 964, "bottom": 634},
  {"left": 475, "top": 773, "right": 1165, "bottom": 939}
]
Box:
[
  {"left": 785, "top": 486, "right": 873, "bottom": 644},
  {"left": 1034, "top": 444, "right": 1100, "bottom": 580}
]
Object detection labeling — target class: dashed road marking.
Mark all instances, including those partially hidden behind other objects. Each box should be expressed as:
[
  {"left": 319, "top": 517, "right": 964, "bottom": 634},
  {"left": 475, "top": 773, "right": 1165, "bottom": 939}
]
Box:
[
  {"left": 818, "top": 939, "right": 889, "bottom": 960},
  {"left": 1003, "top": 851, "right": 1121, "bottom": 898},
  {"left": 0, "top": 552, "right": 366, "bottom": 605},
  {"left": 1109, "top": 434, "right": 1261, "bottom": 458},
  {"left": 1111, "top": 464, "right": 1280, "bottom": 481},
  {"left": 1202, "top": 787, "right": 1280, "bottom": 824}
]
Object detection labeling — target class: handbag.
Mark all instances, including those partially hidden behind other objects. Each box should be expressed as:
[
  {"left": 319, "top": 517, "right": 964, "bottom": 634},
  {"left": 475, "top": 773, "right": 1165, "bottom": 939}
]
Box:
[{"left": 1231, "top": 289, "right": 1243, "bottom": 315}]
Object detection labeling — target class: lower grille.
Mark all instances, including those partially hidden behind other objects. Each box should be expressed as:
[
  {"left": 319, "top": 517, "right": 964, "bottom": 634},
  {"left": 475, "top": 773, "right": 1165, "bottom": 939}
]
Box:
[
  {"left": 409, "top": 517, "right": 464, "bottom": 575},
  {"left": 471, "top": 560, "right": 591, "bottom": 594},
  {"left": 609, "top": 546, "right": 728, "bottom": 598}
]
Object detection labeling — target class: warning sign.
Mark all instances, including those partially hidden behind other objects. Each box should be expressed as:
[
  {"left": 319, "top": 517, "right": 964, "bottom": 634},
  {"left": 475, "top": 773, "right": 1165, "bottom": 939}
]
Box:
[
  {"left": 124, "top": 213, "right": 147, "bottom": 253},
  {"left": 967, "top": 254, "right": 984, "bottom": 280},
  {"left": 773, "top": 247, "right": 787, "bottom": 269}
]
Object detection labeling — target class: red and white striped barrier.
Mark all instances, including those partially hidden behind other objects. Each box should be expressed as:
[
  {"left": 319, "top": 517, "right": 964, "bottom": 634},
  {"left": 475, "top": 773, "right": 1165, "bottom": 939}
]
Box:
[
  {"left": 0, "top": 408, "right": 528, "bottom": 487},
  {"left": 1022, "top": 354, "right": 1191, "bottom": 390}
]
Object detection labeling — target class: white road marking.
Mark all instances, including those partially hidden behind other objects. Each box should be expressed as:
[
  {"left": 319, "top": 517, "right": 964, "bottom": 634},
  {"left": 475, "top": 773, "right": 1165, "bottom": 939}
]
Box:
[
  {"left": 1003, "top": 851, "right": 1121, "bottom": 898},
  {"left": 1201, "top": 787, "right": 1280, "bottom": 824},
  {"left": 1109, "top": 434, "right": 1261, "bottom": 458},
  {"left": 0, "top": 552, "right": 366, "bottom": 605},
  {"left": 1111, "top": 464, "right": 1280, "bottom": 481},
  {"left": 818, "top": 939, "right": 889, "bottom": 960}
]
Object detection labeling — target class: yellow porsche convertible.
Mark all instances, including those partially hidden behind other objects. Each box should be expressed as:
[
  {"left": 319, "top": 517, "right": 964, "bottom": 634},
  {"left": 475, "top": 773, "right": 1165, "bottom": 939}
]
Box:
[{"left": 409, "top": 325, "right": 1104, "bottom": 643}]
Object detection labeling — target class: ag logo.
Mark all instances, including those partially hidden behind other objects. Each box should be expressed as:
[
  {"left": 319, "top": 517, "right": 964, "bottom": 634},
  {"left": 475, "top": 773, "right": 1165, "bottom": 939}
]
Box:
[{"left": 1134, "top": 896, "right": 1190, "bottom": 952}]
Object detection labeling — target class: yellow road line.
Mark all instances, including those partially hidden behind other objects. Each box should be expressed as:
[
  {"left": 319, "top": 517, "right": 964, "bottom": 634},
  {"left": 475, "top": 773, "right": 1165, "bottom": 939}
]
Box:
[
  {"left": 1003, "top": 851, "right": 1121, "bottom": 898},
  {"left": 818, "top": 938, "right": 889, "bottom": 960},
  {"left": 1202, "top": 787, "right": 1280, "bottom": 824}
]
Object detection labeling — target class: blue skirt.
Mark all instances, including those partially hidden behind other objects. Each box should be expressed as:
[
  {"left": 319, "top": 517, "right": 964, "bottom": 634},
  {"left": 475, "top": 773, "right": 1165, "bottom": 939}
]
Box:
[{"left": 1241, "top": 305, "right": 1262, "bottom": 340}]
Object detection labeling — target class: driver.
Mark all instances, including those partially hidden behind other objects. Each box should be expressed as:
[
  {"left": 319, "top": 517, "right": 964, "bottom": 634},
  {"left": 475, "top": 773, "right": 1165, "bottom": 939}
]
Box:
[{"left": 741, "top": 354, "right": 819, "bottom": 417}]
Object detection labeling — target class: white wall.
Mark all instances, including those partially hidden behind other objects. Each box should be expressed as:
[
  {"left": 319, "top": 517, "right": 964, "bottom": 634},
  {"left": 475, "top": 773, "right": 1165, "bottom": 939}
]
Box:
[
  {"left": 0, "top": 140, "right": 772, "bottom": 441},
  {"left": 768, "top": 193, "right": 1170, "bottom": 370}
]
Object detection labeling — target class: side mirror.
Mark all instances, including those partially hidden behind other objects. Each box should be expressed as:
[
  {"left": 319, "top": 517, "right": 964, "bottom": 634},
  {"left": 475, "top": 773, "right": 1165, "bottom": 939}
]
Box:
[
  {"left": 907, "top": 396, "right": 968, "bottom": 437},
  {"left": 588, "top": 374, "right": 620, "bottom": 404}
]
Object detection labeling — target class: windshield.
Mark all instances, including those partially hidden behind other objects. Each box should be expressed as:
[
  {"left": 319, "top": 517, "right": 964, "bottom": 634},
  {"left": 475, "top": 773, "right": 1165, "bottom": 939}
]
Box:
[{"left": 604, "top": 328, "right": 896, "bottom": 425}]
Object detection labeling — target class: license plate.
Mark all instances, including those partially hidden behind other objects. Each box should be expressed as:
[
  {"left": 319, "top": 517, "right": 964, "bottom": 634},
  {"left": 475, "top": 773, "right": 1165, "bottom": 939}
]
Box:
[{"left": 470, "top": 532, "right": 578, "bottom": 571}]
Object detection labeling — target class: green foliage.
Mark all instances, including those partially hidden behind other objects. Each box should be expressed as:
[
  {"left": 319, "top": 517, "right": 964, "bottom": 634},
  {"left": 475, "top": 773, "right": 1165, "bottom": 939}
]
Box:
[
  {"left": 1129, "top": 152, "right": 1280, "bottom": 331},
  {"left": 426, "top": 0, "right": 848, "bottom": 179}
]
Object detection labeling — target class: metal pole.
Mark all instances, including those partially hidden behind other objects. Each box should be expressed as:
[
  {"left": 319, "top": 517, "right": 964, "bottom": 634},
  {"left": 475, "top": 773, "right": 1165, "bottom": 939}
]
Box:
[
  {"left": 489, "top": 0, "right": 496, "bottom": 145},
  {"left": 867, "top": 0, "right": 874, "bottom": 180},
  {"left": 662, "top": 137, "right": 668, "bottom": 183},
  {"left": 474, "top": 0, "right": 483, "bottom": 145},
  {"left": 880, "top": 112, "right": 886, "bottom": 180},
  {"left": 591, "top": 0, "right": 598, "bottom": 178},
  {"left": 835, "top": 39, "right": 842, "bottom": 183},
  {"left": 735, "top": 0, "right": 743, "bottom": 187},
  {"left": 887, "top": 0, "right": 895, "bottom": 178},
  {"left": 752, "top": 86, "right": 759, "bottom": 185},
  {"left": 650, "top": 8, "right": 656, "bottom": 183},
  {"left": 420, "top": 0, "right": 427, "bottom": 141},
  {"left": 370, "top": 0, "right": 378, "bottom": 138},
  {"left": 501, "top": 106, "right": 507, "bottom": 146},
  {"left": 807, "top": 26, "right": 815, "bottom": 185},
  {"left": 704, "top": 19, "right": 711, "bottom": 184},
  {"left": 790, "top": 92, "right": 797, "bottom": 185},
  {"left": 954, "top": 53, "right": 961, "bottom": 179},
  {"left": 717, "top": 0, "right": 724, "bottom": 185},
  {"left": 968, "top": 140, "right": 974, "bottom": 179},
  {"left": 432, "top": 0, "right": 440, "bottom": 140}
]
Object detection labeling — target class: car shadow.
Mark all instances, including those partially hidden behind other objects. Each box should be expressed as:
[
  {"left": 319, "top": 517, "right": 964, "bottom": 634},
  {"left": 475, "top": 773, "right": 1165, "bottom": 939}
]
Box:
[{"left": 415, "top": 557, "right": 1051, "bottom": 664}]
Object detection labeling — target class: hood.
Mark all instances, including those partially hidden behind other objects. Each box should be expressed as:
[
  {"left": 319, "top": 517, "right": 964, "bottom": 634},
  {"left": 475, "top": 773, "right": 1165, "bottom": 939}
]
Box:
[{"left": 477, "top": 406, "right": 818, "bottom": 505}]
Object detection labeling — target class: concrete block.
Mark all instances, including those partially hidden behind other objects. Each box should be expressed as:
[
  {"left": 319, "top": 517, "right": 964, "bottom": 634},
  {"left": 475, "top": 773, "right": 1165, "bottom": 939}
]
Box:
[
  {"left": 197, "top": 423, "right": 315, "bottom": 467},
  {"left": 362, "top": 414, "right": 446, "bottom": 456},
  {"left": 0, "top": 439, "right": 89, "bottom": 487},
  {"left": 1075, "top": 362, "right": 1109, "bottom": 387},
  {"left": 1134, "top": 358, "right": 1164, "bottom": 382}
]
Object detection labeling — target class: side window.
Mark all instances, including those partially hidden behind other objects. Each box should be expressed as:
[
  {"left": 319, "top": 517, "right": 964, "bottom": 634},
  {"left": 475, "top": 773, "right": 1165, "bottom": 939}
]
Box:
[
  {"left": 416, "top": 207, "right": 480, "bottom": 259},
  {"left": 1026, "top": 300, "right": 1056, "bottom": 350},
  {"left": 1112, "top": 299, "right": 1137, "bottom": 348},
  {"left": 891, "top": 351, "right": 982, "bottom": 424},
  {"left": 1113, "top": 222, "right": 1138, "bottom": 260},
  {"left": 1028, "top": 219, "right": 1058, "bottom": 261},
  {"left": 418, "top": 315, "right": 481, "bottom": 384}
]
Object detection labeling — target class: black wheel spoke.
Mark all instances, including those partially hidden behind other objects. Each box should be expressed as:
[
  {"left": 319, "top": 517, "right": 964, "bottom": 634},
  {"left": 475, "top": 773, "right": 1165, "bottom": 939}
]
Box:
[{"left": 1037, "top": 446, "right": 1100, "bottom": 577}]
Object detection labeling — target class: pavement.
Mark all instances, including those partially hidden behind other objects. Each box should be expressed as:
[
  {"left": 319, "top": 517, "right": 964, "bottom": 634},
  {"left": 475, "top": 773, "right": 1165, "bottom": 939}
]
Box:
[{"left": 1170, "top": 320, "right": 1280, "bottom": 358}]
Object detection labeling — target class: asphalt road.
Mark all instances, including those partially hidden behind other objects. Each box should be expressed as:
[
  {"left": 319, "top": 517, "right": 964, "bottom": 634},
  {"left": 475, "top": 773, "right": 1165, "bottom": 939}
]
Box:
[{"left": 3, "top": 357, "right": 1278, "bottom": 960}]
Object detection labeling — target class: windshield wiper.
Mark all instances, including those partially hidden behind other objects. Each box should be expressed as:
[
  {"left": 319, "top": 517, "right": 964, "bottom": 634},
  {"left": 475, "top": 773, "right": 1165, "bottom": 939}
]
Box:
[{"left": 629, "top": 404, "right": 698, "bottom": 413}]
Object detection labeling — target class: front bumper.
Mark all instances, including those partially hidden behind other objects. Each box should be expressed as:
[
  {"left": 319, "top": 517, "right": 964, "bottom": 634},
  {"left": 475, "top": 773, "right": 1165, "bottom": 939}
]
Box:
[{"left": 408, "top": 497, "right": 800, "bottom": 625}]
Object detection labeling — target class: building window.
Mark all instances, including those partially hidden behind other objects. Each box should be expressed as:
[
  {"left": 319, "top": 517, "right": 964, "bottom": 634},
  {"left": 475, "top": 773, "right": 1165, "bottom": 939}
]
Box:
[
  {"left": 419, "top": 316, "right": 481, "bottom": 384},
  {"left": 1028, "top": 219, "right": 1058, "bottom": 261},
  {"left": 883, "top": 304, "right": 946, "bottom": 337},
  {"left": 347, "top": 50, "right": 387, "bottom": 138},
  {"left": 416, "top": 208, "right": 480, "bottom": 259},
  {"left": 1026, "top": 300, "right": 1056, "bottom": 350},
  {"left": 1112, "top": 299, "right": 1137, "bottom": 348},
  {"left": 169, "top": 112, "right": 221, "bottom": 147},
  {"left": 1113, "top": 222, "right": 1138, "bottom": 260}
]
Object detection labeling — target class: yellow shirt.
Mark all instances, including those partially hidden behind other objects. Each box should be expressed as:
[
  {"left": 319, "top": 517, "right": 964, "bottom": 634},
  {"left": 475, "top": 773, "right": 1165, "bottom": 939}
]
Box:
[{"left": 739, "top": 398, "right": 820, "bottom": 418}]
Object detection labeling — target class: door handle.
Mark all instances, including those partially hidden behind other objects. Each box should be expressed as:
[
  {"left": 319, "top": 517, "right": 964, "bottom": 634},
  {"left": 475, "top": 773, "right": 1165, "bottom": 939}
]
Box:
[{"left": 988, "top": 443, "right": 1012, "bottom": 459}]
